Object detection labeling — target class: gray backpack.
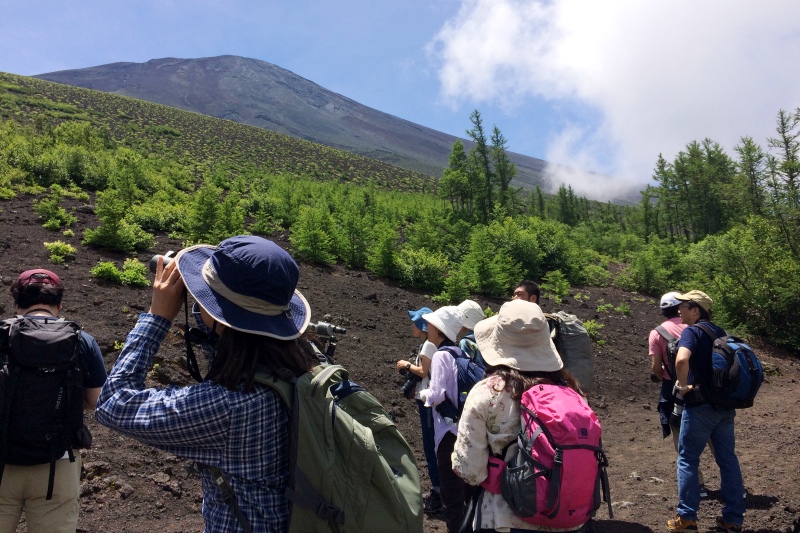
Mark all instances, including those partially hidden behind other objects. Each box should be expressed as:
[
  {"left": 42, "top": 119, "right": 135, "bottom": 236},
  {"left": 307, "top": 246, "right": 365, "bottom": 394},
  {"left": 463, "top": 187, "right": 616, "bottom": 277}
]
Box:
[{"left": 546, "top": 312, "right": 594, "bottom": 394}]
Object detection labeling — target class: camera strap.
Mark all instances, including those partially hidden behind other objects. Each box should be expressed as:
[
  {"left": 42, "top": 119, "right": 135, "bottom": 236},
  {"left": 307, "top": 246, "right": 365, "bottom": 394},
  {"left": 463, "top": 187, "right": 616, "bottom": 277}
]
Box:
[{"left": 183, "top": 292, "right": 204, "bottom": 383}]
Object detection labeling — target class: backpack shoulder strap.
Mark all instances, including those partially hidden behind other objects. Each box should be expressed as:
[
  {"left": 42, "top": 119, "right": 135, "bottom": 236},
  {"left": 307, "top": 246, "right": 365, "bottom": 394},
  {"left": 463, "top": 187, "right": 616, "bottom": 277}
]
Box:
[
  {"left": 254, "top": 365, "right": 347, "bottom": 529},
  {"left": 206, "top": 466, "right": 254, "bottom": 533},
  {"left": 654, "top": 325, "right": 676, "bottom": 342},
  {"left": 694, "top": 322, "right": 723, "bottom": 341},
  {"left": 253, "top": 369, "right": 294, "bottom": 407},
  {"left": 438, "top": 345, "right": 466, "bottom": 360}
]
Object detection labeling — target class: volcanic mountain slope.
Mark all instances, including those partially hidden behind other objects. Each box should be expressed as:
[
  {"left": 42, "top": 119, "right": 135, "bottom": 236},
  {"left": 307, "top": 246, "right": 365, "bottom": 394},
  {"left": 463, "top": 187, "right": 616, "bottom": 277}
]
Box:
[{"left": 36, "top": 55, "right": 556, "bottom": 189}]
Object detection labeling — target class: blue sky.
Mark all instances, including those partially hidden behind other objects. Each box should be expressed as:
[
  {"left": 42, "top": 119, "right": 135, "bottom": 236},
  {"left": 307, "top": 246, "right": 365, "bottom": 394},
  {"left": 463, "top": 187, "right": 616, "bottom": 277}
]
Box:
[{"left": 2, "top": 0, "right": 799, "bottom": 198}]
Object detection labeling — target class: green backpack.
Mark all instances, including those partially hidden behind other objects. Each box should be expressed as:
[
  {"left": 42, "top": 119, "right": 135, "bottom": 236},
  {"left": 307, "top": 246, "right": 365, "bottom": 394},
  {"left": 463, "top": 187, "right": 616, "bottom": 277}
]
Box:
[{"left": 209, "top": 363, "right": 423, "bottom": 533}]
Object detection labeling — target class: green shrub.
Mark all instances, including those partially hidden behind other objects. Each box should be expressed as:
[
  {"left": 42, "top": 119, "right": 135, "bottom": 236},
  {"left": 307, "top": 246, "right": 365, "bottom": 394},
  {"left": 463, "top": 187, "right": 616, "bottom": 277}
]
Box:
[
  {"left": 33, "top": 191, "right": 77, "bottom": 229},
  {"left": 684, "top": 216, "right": 800, "bottom": 351},
  {"left": 129, "top": 201, "right": 189, "bottom": 232},
  {"left": 615, "top": 237, "right": 685, "bottom": 295},
  {"left": 290, "top": 205, "right": 336, "bottom": 264},
  {"left": 396, "top": 247, "right": 449, "bottom": 292},
  {"left": 120, "top": 258, "right": 150, "bottom": 287},
  {"left": 91, "top": 261, "right": 122, "bottom": 283},
  {"left": 82, "top": 189, "right": 155, "bottom": 251},
  {"left": 433, "top": 267, "right": 471, "bottom": 304},
  {"left": 614, "top": 302, "right": 632, "bottom": 316},
  {"left": 579, "top": 263, "right": 611, "bottom": 287},
  {"left": 582, "top": 319, "right": 605, "bottom": 343},
  {"left": 596, "top": 303, "right": 613, "bottom": 313},
  {"left": 461, "top": 226, "right": 521, "bottom": 297},
  {"left": 541, "top": 270, "right": 570, "bottom": 302},
  {"left": 367, "top": 223, "right": 398, "bottom": 279},
  {"left": 90, "top": 259, "right": 150, "bottom": 287},
  {"left": 43, "top": 241, "right": 75, "bottom": 264}
]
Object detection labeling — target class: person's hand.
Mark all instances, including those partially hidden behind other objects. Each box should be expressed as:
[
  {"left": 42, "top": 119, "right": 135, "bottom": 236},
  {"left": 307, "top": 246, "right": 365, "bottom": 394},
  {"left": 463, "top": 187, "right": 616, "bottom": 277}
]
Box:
[
  {"left": 418, "top": 388, "right": 431, "bottom": 403},
  {"left": 396, "top": 360, "right": 412, "bottom": 372},
  {"left": 148, "top": 255, "right": 184, "bottom": 322}
]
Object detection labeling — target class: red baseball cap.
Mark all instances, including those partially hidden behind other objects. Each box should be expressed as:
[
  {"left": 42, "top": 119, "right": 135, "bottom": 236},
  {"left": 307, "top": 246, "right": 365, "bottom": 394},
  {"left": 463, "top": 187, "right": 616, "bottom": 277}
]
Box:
[{"left": 16, "top": 269, "right": 62, "bottom": 287}]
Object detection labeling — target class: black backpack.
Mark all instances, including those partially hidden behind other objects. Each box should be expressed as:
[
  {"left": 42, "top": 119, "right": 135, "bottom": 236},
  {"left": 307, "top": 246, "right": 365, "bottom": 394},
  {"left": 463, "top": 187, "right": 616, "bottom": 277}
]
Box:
[
  {"left": 654, "top": 325, "right": 679, "bottom": 382},
  {"left": 0, "top": 316, "right": 88, "bottom": 499}
]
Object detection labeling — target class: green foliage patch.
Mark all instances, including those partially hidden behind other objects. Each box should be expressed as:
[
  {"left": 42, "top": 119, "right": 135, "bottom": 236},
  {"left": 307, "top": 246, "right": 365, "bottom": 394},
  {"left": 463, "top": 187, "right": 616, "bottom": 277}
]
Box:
[
  {"left": 1, "top": 73, "right": 798, "bottom": 351},
  {"left": 43, "top": 240, "right": 75, "bottom": 264}
]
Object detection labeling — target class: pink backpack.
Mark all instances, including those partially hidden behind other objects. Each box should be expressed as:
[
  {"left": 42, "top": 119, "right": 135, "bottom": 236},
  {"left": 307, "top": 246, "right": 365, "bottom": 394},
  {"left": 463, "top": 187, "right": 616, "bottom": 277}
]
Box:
[{"left": 499, "top": 383, "right": 612, "bottom": 529}]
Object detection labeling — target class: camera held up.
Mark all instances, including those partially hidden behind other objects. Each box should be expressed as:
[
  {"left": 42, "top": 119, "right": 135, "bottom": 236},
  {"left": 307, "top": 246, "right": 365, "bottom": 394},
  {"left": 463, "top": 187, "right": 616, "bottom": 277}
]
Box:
[
  {"left": 149, "top": 251, "right": 176, "bottom": 273},
  {"left": 307, "top": 321, "right": 347, "bottom": 362}
]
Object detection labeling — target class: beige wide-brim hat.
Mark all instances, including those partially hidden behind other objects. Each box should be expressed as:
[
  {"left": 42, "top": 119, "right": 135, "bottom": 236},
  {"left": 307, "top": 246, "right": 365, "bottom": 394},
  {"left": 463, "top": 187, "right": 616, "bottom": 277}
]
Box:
[{"left": 474, "top": 300, "right": 563, "bottom": 372}]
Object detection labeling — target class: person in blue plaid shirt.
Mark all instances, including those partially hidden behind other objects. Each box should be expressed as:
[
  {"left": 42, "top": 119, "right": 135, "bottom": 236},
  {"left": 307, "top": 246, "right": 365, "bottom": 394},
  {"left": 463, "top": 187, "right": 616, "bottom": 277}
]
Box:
[{"left": 96, "top": 236, "right": 316, "bottom": 532}]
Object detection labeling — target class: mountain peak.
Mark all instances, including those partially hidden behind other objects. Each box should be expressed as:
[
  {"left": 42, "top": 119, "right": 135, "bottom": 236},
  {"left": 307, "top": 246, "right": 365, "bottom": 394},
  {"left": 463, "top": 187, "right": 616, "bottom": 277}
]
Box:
[{"left": 36, "top": 55, "right": 551, "bottom": 188}]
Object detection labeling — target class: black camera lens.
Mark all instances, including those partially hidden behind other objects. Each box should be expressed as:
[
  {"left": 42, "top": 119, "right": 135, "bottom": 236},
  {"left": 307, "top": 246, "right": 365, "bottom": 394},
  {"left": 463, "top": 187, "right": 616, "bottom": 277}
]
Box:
[
  {"left": 309, "top": 322, "right": 347, "bottom": 337},
  {"left": 148, "top": 251, "right": 176, "bottom": 273},
  {"left": 400, "top": 372, "right": 422, "bottom": 400}
]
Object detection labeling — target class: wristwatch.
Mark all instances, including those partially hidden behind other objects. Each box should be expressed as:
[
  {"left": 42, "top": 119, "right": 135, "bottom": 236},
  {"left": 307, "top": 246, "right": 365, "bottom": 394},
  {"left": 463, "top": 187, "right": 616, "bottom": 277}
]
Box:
[{"left": 405, "top": 363, "right": 412, "bottom": 372}]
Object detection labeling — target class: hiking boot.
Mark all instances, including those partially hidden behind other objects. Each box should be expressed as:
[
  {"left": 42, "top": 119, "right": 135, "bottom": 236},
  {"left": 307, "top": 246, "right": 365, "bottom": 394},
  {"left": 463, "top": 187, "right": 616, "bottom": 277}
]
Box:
[
  {"left": 699, "top": 485, "right": 709, "bottom": 499},
  {"left": 667, "top": 515, "right": 698, "bottom": 532},
  {"left": 714, "top": 516, "right": 742, "bottom": 533},
  {"left": 423, "top": 490, "right": 442, "bottom": 513}
]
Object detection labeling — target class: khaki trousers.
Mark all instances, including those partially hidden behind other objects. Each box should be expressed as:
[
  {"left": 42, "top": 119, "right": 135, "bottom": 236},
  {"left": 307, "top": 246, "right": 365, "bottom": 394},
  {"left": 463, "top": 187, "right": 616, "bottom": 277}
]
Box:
[{"left": 0, "top": 454, "right": 81, "bottom": 533}]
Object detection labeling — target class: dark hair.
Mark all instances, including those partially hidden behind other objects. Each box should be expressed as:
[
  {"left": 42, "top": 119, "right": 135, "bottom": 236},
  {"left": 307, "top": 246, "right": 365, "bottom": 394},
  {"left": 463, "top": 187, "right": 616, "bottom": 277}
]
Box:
[
  {"left": 10, "top": 282, "right": 64, "bottom": 310},
  {"left": 662, "top": 305, "right": 680, "bottom": 319},
  {"left": 515, "top": 280, "right": 541, "bottom": 302},
  {"left": 207, "top": 329, "right": 315, "bottom": 392},
  {"left": 486, "top": 365, "right": 583, "bottom": 400}
]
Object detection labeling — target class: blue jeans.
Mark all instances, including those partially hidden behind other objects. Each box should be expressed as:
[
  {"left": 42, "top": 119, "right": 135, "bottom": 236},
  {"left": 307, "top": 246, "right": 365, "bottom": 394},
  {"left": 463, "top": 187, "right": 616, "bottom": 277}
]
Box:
[
  {"left": 417, "top": 399, "right": 440, "bottom": 489},
  {"left": 677, "top": 403, "right": 745, "bottom": 526}
]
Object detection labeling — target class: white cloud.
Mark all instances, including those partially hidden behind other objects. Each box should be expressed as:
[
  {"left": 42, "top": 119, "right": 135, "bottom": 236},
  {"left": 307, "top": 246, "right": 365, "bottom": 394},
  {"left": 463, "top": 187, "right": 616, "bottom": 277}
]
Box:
[{"left": 429, "top": 0, "right": 800, "bottom": 199}]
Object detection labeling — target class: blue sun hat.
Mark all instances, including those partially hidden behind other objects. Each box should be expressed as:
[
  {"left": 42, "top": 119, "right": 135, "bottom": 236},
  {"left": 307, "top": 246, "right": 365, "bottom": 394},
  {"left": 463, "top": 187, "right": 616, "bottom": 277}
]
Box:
[
  {"left": 175, "top": 235, "right": 310, "bottom": 340},
  {"left": 408, "top": 307, "right": 432, "bottom": 332}
]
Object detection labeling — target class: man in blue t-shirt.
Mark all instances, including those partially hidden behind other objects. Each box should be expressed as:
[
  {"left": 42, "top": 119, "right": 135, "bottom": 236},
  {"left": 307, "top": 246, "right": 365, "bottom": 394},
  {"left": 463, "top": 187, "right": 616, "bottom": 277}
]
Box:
[{"left": 666, "top": 290, "right": 745, "bottom": 533}]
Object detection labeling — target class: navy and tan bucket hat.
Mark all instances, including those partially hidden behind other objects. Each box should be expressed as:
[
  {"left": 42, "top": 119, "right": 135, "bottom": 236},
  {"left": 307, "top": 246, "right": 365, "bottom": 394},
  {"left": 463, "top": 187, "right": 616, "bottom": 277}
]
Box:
[{"left": 175, "top": 235, "right": 310, "bottom": 340}]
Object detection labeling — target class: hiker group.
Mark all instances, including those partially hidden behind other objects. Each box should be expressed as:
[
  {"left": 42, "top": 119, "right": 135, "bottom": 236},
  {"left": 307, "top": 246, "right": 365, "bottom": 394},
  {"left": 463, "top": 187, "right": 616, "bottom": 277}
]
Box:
[{"left": 0, "top": 236, "right": 763, "bottom": 533}]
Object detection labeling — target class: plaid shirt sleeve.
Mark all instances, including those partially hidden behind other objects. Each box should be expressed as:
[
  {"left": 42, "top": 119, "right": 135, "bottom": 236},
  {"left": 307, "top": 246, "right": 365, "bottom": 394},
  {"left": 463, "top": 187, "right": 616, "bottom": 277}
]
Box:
[
  {"left": 96, "top": 313, "right": 240, "bottom": 458},
  {"left": 96, "top": 313, "right": 291, "bottom": 532}
]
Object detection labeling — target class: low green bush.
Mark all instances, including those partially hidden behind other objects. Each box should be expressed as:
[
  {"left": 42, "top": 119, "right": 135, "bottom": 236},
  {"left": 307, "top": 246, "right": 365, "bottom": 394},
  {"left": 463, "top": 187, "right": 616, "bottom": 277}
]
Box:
[
  {"left": 34, "top": 191, "right": 77, "bottom": 230},
  {"left": 119, "top": 258, "right": 150, "bottom": 287},
  {"left": 614, "top": 302, "right": 632, "bottom": 316},
  {"left": 91, "top": 258, "right": 150, "bottom": 287},
  {"left": 44, "top": 241, "right": 75, "bottom": 264},
  {"left": 91, "top": 261, "right": 122, "bottom": 283},
  {"left": 582, "top": 319, "right": 605, "bottom": 344}
]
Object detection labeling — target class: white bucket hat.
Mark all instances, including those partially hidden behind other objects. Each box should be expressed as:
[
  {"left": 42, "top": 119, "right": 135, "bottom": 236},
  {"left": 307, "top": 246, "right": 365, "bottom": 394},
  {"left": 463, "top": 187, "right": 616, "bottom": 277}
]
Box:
[
  {"left": 474, "top": 300, "right": 563, "bottom": 372},
  {"left": 457, "top": 299, "right": 484, "bottom": 331},
  {"left": 421, "top": 306, "right": 462, "bottom": 343}
]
